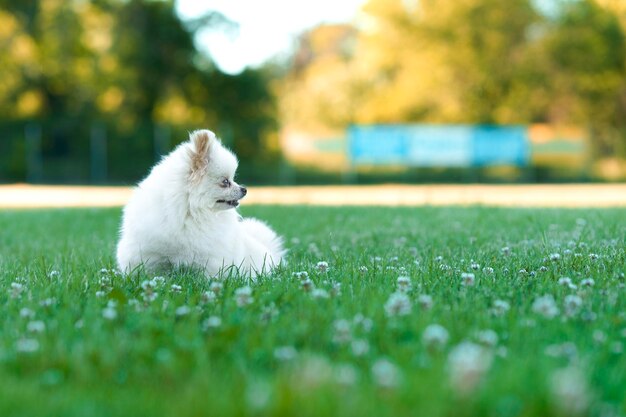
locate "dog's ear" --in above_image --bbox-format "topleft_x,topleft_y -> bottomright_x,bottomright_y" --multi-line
189,130 -> 213,175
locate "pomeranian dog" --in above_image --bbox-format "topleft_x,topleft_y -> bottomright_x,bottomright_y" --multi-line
116,129 -> 285,277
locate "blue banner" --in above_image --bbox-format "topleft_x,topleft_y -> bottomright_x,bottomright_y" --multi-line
471,126 -> 529,166
348,124 -> 529,167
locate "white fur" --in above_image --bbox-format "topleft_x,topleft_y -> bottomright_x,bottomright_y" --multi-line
116,129 -> 285,277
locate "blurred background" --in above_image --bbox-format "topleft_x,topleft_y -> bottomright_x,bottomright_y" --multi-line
1,0 -> 625,186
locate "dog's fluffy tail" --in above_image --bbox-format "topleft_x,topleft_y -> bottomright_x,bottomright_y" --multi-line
241,218 -> 286,265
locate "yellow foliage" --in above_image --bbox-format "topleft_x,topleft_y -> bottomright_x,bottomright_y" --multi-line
17,91 -> 43,116
97,87 -> 125,113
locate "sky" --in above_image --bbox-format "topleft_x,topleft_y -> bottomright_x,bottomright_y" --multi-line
176,0 -> 368,74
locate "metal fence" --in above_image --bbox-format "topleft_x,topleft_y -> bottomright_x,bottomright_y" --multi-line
0,120 -> 183,184
348,124 -> 530,167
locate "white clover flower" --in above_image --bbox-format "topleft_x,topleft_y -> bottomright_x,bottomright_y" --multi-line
564,295 -> 583,316
334,364 -> 358,386
417,294 -> 434,310
141,280 -> 155,291
316,261 -> 329,273
245,380 -> 271,411
202,316 -> 222,330
461,273 -> 475,286
300,278 -> 315,292
48,270 -> 60,279
539,266 -> 548,272
292,271 -> 309,280
358,266 -> 368,274
170,284 -> 182,293
501,246 -> 511,256
40,298 -> 56,308
371,359 -> 401,388
19,308 -> 35,319
448,341 -> 493,396
550,367 -> 590,416
209,281 -> 224,294
175,306 -> 191,317
274,346 -> 297,361
142,291 -> 158,303
102,306 -> 117,320
16,338 -> 40,353
396,276 -> 412,292
201,291 -> 216,304
260,303 -> 279,323
311,288 -> 329,299
95,290 -> 107,298
532,295 -> 560,319
491,299 -> 510,317
384,292 -> 412,317
589,253 -> 599,260
580,278 -> 595,287
482,267 -> 494,275
558,277 -> 577,290
293,355 -> 333,388
476,329 -> 498,347
235,286 -> 254,307
152,276 -> 165,285
27,320 -> 46,333
593,330 -> 607,344
10,282 -> 25,299
351,339 -> 370,356
422,324 -> 449,350
332,319 -> 352,344
549,253 -> 561,261
470,262 -> 480,270
435,255 -> 444,262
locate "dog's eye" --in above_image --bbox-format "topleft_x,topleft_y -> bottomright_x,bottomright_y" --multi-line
220,178 -> 230,188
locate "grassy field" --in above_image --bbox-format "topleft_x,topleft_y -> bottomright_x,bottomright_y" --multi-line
0,206 -> 624,417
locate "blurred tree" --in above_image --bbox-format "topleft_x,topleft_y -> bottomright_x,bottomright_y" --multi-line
278,24 -> 361,132
0,0 -> 279,183
279,0 -> 626,157
356,0 -> 540,124
539,0 -> 626,156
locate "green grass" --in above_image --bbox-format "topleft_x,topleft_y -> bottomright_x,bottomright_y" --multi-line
0,206 -> 624,417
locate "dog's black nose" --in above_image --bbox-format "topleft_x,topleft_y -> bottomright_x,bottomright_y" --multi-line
240,186 -> 247,196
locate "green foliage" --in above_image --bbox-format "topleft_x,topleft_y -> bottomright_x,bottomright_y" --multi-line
0,206 -> 625,416
0,0 -> 278,184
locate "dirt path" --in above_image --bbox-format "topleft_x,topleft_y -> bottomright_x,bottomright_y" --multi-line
1,183 -> 625,208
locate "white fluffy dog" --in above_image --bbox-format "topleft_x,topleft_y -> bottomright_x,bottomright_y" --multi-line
116,129 -> 285,277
